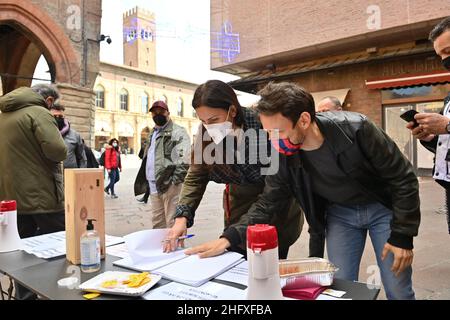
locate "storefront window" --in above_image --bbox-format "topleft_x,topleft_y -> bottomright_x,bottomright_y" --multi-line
416,102 -> 443,170
384,105 -> 414,162
384,100 -> 446,174
382,83 -> 450,175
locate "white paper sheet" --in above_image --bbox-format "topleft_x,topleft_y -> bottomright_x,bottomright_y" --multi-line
113,253 -> 187,272
215,260 -> 248,286
316,294 -> 352,300
113,229 -> 188,271
21,231 -> 66,259
123,229 -> 182,263
322,289 -> 347,298
143,281 -> 246,300
153,253 -> 244,287
21,231 -> 124,259
105,235 -> 125,247
106,243 -> 130,259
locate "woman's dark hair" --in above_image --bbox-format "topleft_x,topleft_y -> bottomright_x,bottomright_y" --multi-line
109,138 -> 119,146
192,80 -> 244,127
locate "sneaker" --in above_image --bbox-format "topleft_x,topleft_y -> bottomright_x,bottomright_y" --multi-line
104,187 -> 110,195
137,197 -> 148,204
111,194 -> 118,199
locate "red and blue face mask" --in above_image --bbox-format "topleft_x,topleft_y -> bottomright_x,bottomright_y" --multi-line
271,138 -> 303,156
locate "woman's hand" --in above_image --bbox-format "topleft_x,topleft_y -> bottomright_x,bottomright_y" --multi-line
163,217 -> 188,253
185,238 -> 231,259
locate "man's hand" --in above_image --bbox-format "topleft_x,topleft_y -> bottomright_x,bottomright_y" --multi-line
163,217 -> 187,253
185,238 -> 231,259
407,122 -> 436,141
414,113 -> 449,135
381,243 -> 414,277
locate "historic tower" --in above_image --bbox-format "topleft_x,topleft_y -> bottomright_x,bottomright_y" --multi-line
123,7 -> 156,74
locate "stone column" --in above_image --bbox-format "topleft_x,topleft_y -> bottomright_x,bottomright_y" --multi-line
57,83 -> 95,147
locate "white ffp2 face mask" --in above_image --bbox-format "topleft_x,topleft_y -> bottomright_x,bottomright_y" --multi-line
203,108 -> 234,145
204,121 -> 233,144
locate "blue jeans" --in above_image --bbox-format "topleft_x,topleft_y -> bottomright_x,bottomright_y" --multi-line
326,202 -> 415,300
106,168 -> 119,195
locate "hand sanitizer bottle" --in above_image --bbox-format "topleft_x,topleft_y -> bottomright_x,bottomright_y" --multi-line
80,219 -> 101,273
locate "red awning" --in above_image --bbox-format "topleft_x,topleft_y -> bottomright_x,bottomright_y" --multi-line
366,71 -> 450,89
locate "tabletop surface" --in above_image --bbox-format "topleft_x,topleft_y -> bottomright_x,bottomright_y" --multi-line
1,251 -> 380,300
0,250 -> 46,274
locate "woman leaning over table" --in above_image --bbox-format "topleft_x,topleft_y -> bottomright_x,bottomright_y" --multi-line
163,80 -> 305,259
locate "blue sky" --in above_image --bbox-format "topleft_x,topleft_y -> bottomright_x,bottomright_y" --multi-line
33,0 -> 238,85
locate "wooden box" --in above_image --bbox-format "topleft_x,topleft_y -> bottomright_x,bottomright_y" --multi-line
64,169 -> 105,265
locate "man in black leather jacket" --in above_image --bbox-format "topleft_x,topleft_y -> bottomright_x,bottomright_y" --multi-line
187,82 -> 420,300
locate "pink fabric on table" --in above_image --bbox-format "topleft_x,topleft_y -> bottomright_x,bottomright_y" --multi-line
282,286 -> 327,300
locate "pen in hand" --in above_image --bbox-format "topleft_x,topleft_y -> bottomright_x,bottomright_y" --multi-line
161,234 -> 195,243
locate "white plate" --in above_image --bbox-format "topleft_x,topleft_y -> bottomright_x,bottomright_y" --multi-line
79,271 -> 162,297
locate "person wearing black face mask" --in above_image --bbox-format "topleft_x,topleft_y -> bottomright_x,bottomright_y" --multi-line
0,85 -> 67,300
407,17 -> 450,235
134,100 -> 190,229
54,115 -> 66,131
153,113 -> 168,127
50,102 -> 87,169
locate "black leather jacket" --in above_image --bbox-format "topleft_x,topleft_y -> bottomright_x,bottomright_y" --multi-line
222,111 -> 421,252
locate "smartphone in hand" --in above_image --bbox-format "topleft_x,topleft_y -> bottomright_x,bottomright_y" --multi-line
400,109 -> 419,128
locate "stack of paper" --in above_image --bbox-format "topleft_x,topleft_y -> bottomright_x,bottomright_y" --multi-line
113,229 -> 187,271
106,243 -> 130,259
153,252 -> 244,287
215,260 -> 248,286
21,231 -> 124,259
113,229 -> 244,287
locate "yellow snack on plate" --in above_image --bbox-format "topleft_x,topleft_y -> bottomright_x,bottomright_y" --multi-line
128,277 -> 151,288
83,293 -> 101,300
123,272 -> 151,288
101,280 -> 118,288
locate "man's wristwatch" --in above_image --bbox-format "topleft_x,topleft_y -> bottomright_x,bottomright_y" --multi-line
446,121 -> 450,134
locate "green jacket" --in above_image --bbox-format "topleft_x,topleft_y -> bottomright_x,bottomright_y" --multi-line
134,120 -> 190,196
0,87 -> 67,215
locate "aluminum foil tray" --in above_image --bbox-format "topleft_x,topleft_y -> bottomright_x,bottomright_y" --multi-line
279,258 -> 338,289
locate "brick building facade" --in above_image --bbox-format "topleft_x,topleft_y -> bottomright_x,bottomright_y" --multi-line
211,0 -> 450,173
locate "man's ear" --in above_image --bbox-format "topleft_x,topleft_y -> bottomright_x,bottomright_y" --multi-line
298,112 -> 312,129
46,97 -> 55,109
